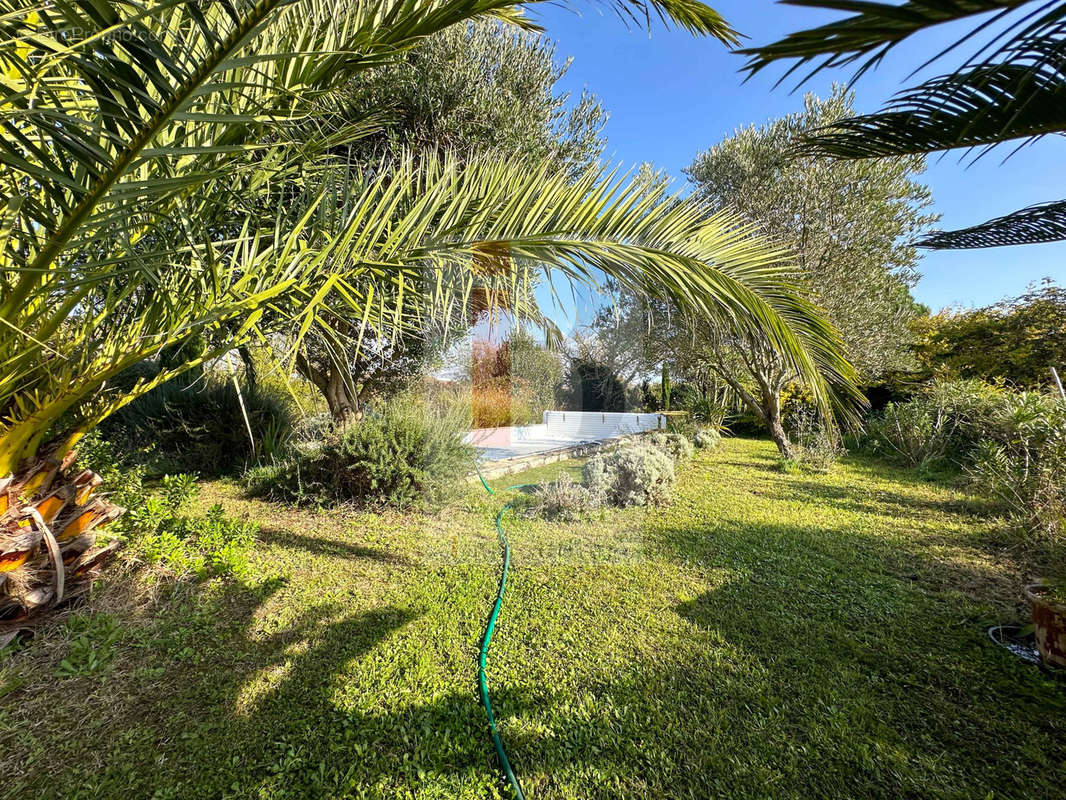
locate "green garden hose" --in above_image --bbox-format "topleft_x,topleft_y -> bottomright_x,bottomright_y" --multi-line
475,462 -> 534,800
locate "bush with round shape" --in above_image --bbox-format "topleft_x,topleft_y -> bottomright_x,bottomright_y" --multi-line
694,428 -> 721,450
583,442 -> 675,508
649,431 -> 694,462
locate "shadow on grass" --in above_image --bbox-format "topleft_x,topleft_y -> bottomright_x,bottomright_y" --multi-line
256,526 -> 411,563
19,575 -> 449,799
780,478 -> 992,520
11,443 -> 1066,800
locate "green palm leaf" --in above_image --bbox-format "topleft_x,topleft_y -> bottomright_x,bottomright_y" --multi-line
919,198 -> 1066,247
740,0 -> 1066,249
741,1 -> 1036,84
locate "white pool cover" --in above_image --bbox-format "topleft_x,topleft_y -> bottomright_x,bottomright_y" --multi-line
465,411 -> 667,461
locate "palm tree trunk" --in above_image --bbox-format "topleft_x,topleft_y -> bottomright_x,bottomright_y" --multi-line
0,440 -> 123,630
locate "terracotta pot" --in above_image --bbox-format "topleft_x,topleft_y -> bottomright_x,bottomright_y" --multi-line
1025,584 -> 1066,669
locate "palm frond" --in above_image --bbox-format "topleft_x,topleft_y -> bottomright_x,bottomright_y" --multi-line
608,0 -> 740,42
741,0 -> 1036,84
302,154 -> 861,419
918,198 -> 1066,247
1,0 -> 542,301
795,15 -> 1066,157
0,0 -> 779,471
740,1 -> 1066,248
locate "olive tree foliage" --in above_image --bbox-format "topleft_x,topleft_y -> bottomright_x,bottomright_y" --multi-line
292,22 -> 609,421
671,88 -> 936,455
685,86 -> 937,382
342,21 -> 607,172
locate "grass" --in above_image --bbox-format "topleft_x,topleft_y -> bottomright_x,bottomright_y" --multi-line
2,438 -> 1064,799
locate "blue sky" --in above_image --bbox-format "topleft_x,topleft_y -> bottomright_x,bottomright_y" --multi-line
527,0 -> 1066,330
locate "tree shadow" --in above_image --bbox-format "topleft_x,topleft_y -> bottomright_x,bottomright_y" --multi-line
256,526 -> 411,563
780,478 -> 992,520
23,576 -> 440,799
662,568 -> 1066,798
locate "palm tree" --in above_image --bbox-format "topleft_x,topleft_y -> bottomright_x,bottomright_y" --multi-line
0,0 -> 855,625
741,0 -> 1066,249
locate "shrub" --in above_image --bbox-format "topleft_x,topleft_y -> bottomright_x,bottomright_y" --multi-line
293,411 -> 335,444
102,372 -> 294,476
694,428 -> 721,450
787,406 -> 843,472
861,379 -> 1066,540
245,400 -> 473,508
967,392 -> 1066,540
863,379 -> 1005,467
649,431 -> 694,462
583,442 -> 675,507
529,473 -> 601,521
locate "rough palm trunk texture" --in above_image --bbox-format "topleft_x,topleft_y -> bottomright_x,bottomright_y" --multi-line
0,444 -> 123,632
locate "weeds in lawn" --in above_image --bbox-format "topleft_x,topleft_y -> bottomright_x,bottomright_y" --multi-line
54,614 -> 124,679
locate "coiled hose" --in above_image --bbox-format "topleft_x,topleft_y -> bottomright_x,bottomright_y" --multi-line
475,463 -> 533,800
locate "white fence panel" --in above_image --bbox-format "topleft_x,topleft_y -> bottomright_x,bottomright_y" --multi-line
542,411 -> 665,441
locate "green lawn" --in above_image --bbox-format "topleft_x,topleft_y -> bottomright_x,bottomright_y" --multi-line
2,438 -> 1064,799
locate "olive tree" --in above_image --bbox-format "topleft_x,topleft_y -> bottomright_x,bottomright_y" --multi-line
679,88 -> 936,454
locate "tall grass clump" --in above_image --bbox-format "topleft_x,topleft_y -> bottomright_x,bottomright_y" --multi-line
784,406 -> 842,472
527,473 -> 602,521
968,392 -> 1066,541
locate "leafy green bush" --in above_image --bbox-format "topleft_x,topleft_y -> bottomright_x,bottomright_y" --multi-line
694,428 -> 721,450
102,372 -> 294,476
967,392 -> 1066,540
245,401 -> 473,508
863,379 -> 1005,467
649,431 -> 694,462
685,396 -> 730,428
583,442 -> 675,507
528,473 -> 602,521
